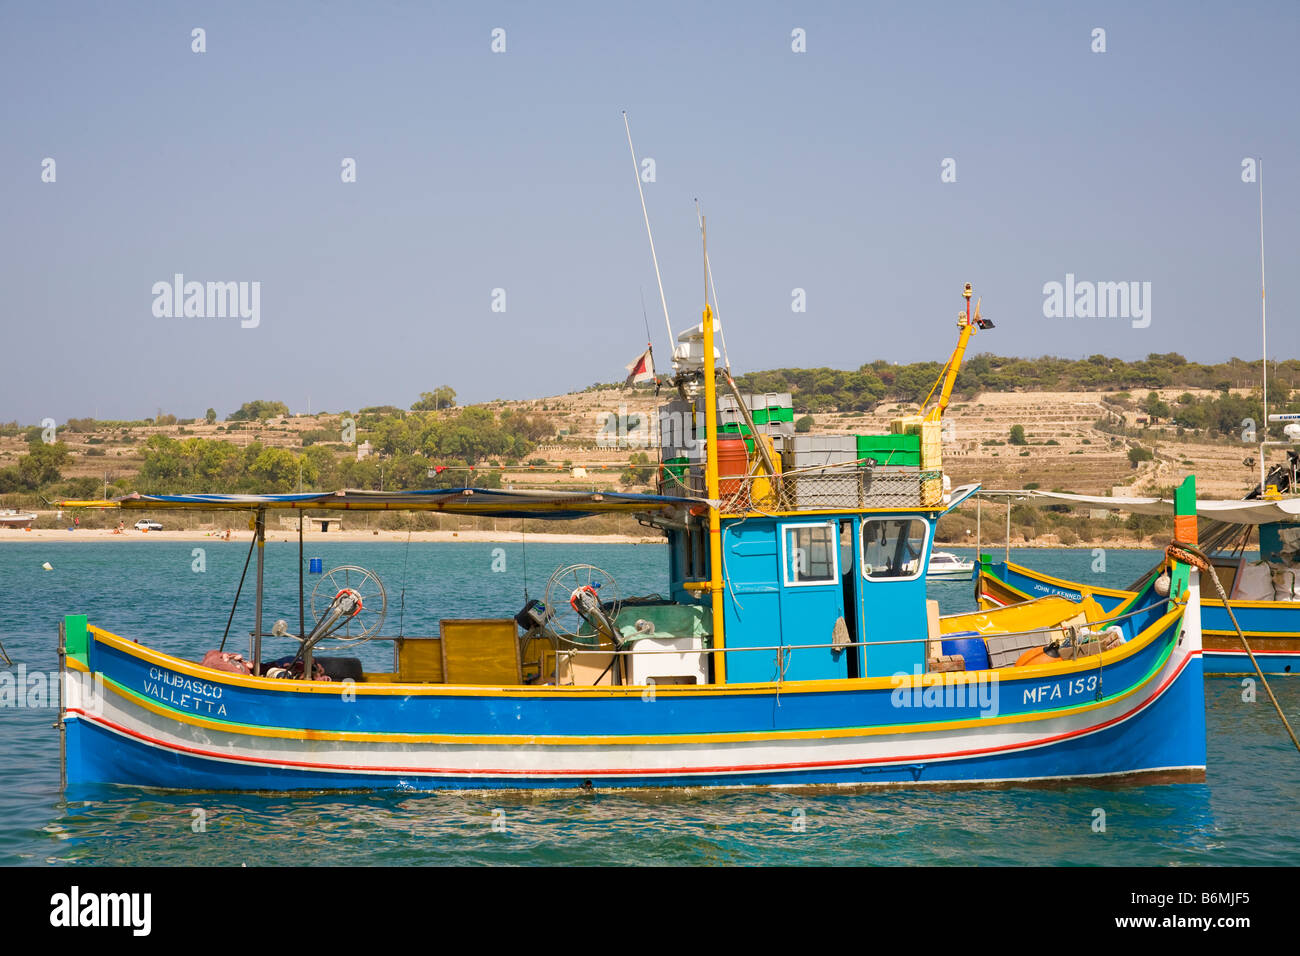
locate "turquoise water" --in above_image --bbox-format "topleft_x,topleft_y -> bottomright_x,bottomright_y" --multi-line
4,541 -> 1298,866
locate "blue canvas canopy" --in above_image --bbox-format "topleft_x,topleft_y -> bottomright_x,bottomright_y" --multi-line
60,487 -> 707,520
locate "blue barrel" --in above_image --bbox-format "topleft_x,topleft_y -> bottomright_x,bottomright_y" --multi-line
940,630 -> 990,671
308,558 -> 323,574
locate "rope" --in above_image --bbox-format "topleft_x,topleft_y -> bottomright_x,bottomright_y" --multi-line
218,530 -> 259,652
1167,539 -> 1300,756
398,516 -> 412,638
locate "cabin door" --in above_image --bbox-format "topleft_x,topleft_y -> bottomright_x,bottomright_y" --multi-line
776,520 -> 850,681
858,516 -> 931,677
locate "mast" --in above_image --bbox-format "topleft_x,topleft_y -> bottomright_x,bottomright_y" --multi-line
701,216 -> 725,683
252,508 -> 266,674
1259,158 -> 1269,495
622,111 -> 676,365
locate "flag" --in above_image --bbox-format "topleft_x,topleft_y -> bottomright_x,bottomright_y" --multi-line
624,345 -> 654,386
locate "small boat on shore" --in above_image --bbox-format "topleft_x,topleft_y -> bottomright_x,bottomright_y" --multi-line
0,510 -> 37,529
927,551 -> 974,580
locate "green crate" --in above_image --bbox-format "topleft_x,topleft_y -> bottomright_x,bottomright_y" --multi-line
870,451 -> 921,467
765,407 -> 794,423
662,456 -> 690,479
720,422 -> 754,436
857,434 -> 920,455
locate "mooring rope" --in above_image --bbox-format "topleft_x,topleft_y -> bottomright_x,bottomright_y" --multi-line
218,530 -> 259,652
1167,539 -> 1300,756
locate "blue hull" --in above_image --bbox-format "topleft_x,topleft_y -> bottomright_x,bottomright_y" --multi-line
62,604 -> 1206,792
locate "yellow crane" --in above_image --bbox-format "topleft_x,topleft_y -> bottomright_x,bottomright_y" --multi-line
920,283 -> 993,423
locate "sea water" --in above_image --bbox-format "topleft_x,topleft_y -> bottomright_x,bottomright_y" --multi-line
2,541 -> 1296,866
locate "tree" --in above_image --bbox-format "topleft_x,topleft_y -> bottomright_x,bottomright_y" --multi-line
247,445 -> 310,492
229,400 -> 289,422
1127,445 -> 1154,468
621,452 -> 654,486
411,386 -> 457,411
1143,391 -> 1171,422
3,439 -> 71,490
794,415 -> 814,433
1009,425 -> 1027,446
205,408 -> 217,424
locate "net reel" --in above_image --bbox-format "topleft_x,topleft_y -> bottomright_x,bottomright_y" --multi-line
305,565 -> 388,648
541,563 -> 623,647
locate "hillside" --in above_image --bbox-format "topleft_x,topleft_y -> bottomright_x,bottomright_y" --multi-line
0,384 -> 1271,525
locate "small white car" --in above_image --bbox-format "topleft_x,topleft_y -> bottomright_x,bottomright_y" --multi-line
134,519 -> 163,531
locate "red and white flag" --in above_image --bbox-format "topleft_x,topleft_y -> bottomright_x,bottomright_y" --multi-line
624,346 -> 654,386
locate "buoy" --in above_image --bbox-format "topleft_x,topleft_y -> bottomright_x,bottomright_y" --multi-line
42,561 -> 53,571
1015,645 -> 1060,667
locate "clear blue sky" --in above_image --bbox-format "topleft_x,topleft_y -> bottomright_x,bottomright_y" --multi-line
3,1 -> 1297,423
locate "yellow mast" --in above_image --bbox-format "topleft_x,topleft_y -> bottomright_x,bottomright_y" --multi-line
701,217 -> 726,684
922,283 -> 986,423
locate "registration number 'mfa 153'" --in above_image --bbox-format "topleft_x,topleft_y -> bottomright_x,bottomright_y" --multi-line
1022,674 -> 1098,705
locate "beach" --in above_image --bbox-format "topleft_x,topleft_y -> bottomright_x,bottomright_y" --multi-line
0,527 -> 665,545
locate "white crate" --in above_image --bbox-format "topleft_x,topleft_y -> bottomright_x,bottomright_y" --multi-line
626,635 -> 708,686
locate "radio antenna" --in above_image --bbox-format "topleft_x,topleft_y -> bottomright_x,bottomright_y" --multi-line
695,198 -> 731,372
622,111 -> 676,366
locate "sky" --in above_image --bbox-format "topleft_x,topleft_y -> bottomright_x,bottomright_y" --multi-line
2,1 -> 1297,423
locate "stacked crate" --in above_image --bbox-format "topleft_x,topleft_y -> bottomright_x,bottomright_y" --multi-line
718,392 -> 795,453
783,435 -> 861,509
919,420 -> 944,506
748,393 -> 796,440
883,415 -> 944,508
656,399 -> 705,496
856,433 -> 921,468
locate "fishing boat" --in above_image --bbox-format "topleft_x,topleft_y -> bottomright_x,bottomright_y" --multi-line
976,477 -> 1300,676
927,551 -> 974,580
55,284 -> 1208,792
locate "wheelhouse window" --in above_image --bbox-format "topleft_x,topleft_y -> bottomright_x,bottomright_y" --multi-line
861,519 -> 928,580
782,522 -> 838,586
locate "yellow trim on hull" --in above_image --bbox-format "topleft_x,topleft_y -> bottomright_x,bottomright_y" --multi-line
81,609 -> 1178,701
79,642 -> 1171,748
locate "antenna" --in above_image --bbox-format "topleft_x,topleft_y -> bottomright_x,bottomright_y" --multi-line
694,198 -> 731,371
639,286 -> 652,344
622,111 -> 676,365
701,214 -> 708,305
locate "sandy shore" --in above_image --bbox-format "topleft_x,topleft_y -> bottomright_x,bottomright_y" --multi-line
1,527 -> 1162,549
0,528 -> 665,545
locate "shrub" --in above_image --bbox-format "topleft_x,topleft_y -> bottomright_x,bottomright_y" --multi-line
1127,445 -> 1154,468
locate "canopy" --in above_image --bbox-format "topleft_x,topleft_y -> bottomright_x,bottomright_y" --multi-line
941,483 -> 981,516
978,489 -> 1300,527
57,488 -> 707,520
